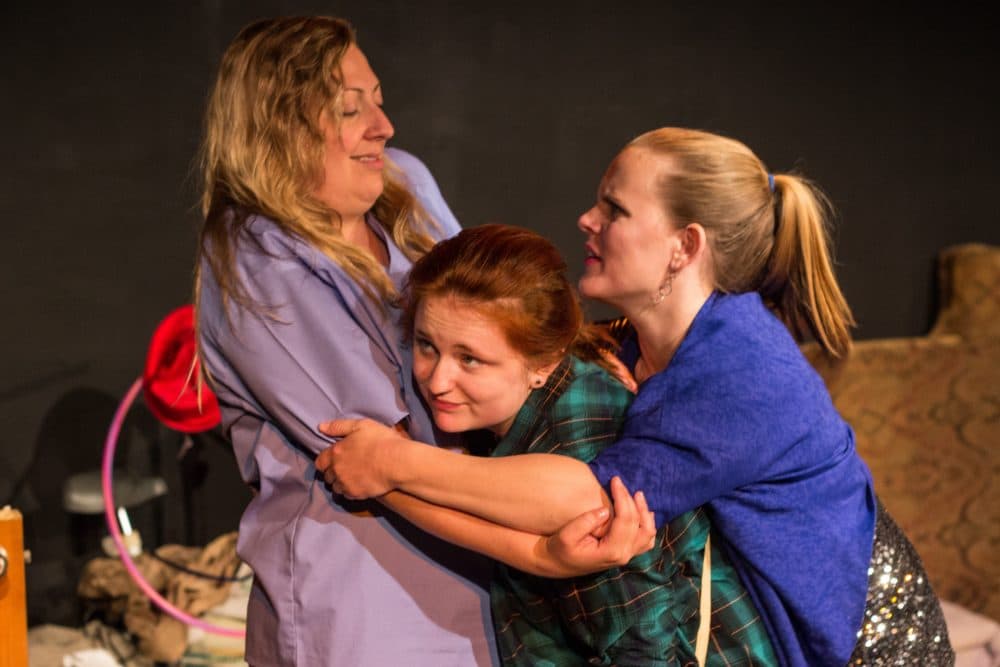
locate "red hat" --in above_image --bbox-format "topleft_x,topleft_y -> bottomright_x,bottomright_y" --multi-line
142,305 -> 221,433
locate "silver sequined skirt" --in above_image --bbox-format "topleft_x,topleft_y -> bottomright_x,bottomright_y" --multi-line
847,500 -> 954,666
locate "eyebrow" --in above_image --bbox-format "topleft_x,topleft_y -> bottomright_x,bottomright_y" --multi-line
343,82 -> 382,95
415,328 -> 488,358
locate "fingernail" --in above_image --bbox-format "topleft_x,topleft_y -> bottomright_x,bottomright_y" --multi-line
597,508 -> 610,519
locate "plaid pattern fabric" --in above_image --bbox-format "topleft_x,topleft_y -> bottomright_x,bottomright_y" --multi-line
489,356 -> 777,666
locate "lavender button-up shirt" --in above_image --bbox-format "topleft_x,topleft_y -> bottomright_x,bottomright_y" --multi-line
198,148 -> 497,666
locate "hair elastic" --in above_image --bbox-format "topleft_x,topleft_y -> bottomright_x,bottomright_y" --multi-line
767,173 -> 776,193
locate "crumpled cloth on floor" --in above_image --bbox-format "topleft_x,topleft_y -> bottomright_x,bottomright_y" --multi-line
77,531 -> 243,663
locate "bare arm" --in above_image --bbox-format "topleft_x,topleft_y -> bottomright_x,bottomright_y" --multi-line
379,491 -> 566,576
375,475 -> 656,577
317,418 -> 607,535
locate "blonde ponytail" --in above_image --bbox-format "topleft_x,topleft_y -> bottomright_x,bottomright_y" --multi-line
629,127 -> 856,358
761,175 -> 855,357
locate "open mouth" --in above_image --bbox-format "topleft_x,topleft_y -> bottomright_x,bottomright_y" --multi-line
352,153 -> 384,167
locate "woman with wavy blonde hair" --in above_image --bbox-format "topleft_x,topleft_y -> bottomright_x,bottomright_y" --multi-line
194,16 -> 497,667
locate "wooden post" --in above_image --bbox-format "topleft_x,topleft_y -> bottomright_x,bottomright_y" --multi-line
0,506 -> 28,667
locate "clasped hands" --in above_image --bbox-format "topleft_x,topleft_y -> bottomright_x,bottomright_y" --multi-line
314,418 -> 657,573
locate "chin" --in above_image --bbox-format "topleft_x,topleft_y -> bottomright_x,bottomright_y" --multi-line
365,175 -> 387,197
359,192 -> 384,210
577,276 -> 605,300
432,414 -> 470,434
353,183 -> 385,209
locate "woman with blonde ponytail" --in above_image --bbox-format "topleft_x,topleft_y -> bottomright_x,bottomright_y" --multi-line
322,129 -> 952,666
573,128 -> 951,666
194,16 -> 497,667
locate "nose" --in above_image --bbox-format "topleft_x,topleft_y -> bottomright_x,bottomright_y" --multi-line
578,205 -> 602,234
424,357 -> 455,396
366,104 -> 395,142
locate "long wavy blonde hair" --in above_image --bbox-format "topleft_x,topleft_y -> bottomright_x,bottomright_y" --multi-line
630,127 -> 855,357
194,16 -> 439,318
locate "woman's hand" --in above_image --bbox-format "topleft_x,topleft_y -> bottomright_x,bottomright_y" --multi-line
540,476 -> 656,576
315,418 -> 408,499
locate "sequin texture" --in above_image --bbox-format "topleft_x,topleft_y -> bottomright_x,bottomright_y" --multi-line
848,501 -> 954,666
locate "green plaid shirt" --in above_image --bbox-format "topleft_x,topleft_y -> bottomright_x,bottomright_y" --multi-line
489,356 -> 777,666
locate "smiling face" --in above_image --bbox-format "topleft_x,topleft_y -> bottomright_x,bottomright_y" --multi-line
577,147 -> 680,313
412,295 -> 551,436
315,45 -> 395,219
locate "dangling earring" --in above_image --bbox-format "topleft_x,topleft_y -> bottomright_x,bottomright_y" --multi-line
652,274 -> 673,305
653,259 -> 680,305
653,254 -> 680,306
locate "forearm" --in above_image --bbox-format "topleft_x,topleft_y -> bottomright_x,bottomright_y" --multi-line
378,491 -> 579,577
391,442 -> 608,535
318,419 -> 611,534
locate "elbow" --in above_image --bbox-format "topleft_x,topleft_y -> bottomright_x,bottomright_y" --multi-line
567,479 -> 610,516
545,465 -> 608,532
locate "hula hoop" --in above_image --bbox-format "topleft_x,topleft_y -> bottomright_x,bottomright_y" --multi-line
101,376 -> 246,638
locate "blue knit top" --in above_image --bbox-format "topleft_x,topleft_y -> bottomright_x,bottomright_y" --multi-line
589,291 -> 876,666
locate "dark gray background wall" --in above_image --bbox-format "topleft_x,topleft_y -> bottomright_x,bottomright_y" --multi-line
2,2 -> 997,625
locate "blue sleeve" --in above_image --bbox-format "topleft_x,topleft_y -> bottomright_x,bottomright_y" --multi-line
198,223 -> 411,461
586,406 -> 723,527
587,369 -> 793,525
386,147 -> 461,239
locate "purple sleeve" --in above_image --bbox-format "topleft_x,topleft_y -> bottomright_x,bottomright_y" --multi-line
199,226 -> 410,460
